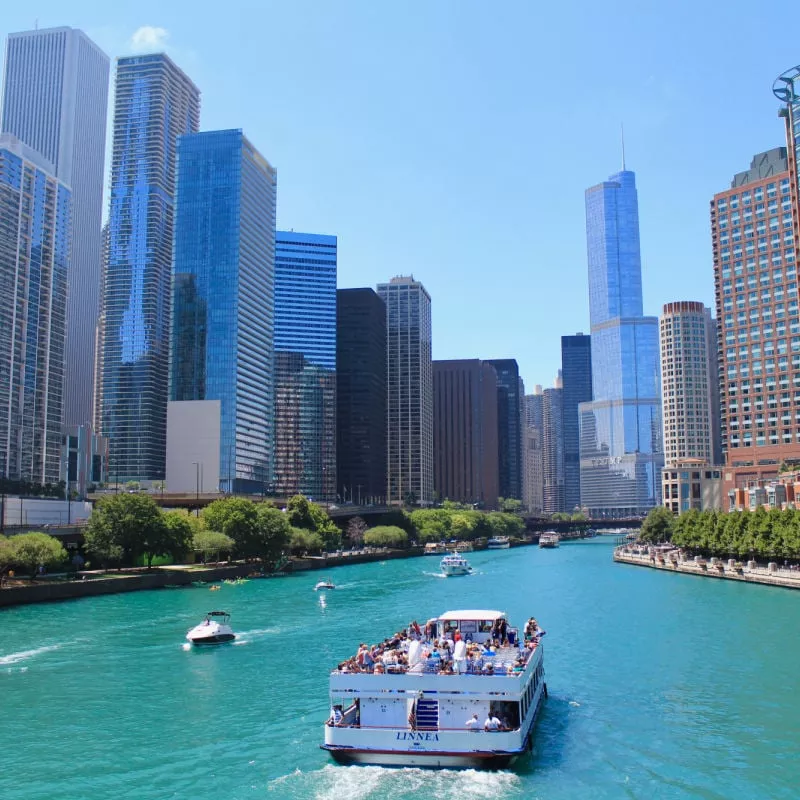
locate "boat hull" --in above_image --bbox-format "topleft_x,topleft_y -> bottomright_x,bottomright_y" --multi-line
440,566 -> 471,576
188,633 -> 236,645
322,746 -> 518,769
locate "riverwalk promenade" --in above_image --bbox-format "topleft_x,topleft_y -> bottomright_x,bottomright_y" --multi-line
614,544 -> 800,590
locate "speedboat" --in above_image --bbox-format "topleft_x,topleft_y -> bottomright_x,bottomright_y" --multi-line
186,611 -> 236,646
440,552 -> 472,576
539,533 -> 560,548
315,579 -> 336,591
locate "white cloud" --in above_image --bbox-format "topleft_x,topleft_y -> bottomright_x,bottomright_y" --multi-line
129,26 -> 169,53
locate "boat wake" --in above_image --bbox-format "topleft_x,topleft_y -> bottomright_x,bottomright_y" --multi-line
269,764 -> 521,799
422,571 -> 448,579
0,643 -> 64,666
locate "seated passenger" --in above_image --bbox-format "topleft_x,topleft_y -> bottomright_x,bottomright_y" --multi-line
484,713 -> 501,731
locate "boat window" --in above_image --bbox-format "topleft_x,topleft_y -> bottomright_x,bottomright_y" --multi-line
443,621 -> 459,635
479,621 -> 493,633
459,620 -> 478,635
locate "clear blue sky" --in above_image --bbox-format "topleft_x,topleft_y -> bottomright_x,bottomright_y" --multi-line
3,1 -> 797,390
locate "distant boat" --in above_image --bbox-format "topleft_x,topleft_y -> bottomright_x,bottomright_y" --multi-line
424,542 -> 448,555
539,533 -> 560,549
487,536 -> 510,549
315,579 -> 336,591
440,553 -> 472,576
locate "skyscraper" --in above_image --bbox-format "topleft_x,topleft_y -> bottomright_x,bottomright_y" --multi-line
542,374 -> 565,513
378,276 -> 433,506
100,54 -> 200,483
659,302 -> 723,512
523,389 -> 545,515
579,168 -> 663,517
433,360 -> 499,507
561,333 -> 592,511
1,27 -> 109,427
711,146 -> 797,494
274,232 -> 337,500
170,130 -> 277,493
0,135 -> 71,484
336,288 -> 387,505
486,359 -> 522,500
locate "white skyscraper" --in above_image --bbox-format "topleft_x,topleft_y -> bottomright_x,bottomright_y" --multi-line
377,276 -> 433,505
1,26 -> 109,427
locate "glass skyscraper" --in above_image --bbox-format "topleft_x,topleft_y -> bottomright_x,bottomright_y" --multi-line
171,130 -> 277,493
486,359 -> 523,500
561,334 -> 592,511
100,54 -> 200,482
579,169 -> 663,516
0,136 -> 71,484
274,232 -> 337,501
1,27 -> 109,428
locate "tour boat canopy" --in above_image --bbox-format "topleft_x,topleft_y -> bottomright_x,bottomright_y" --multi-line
438,610 -> 505,621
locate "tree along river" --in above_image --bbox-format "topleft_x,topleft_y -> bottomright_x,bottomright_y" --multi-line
2,538 -> 799,799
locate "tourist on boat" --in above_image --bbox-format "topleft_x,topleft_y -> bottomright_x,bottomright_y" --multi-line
453,638 -> 467,673
330,705 -> 343,726
465,713 -> 480,731
484,713 -> 502,731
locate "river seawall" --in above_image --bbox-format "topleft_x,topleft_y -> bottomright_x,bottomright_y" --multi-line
614,547 -> 800,591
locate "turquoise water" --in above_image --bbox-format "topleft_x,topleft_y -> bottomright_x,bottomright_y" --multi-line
2,539 -> 799,799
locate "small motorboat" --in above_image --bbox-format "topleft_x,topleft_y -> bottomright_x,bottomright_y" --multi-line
315,579 -> 335,591
186,611 -> 236,646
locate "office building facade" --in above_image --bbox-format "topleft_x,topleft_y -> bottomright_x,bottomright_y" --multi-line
378,276 -> 433,505
170,130 -> 277,493
274,232 -> 337,500
487,359 -> 522,500
0,136 -> 71,484
561,333 -> 592,511
542,375 -> 565,513
522,389 -> 544,513
711,145 -> 799,494
100,54 -> 200,483
433,360 -> 499,507
579,169 -> 663,516
2,27 -> 109,427
336,288 -> 387,505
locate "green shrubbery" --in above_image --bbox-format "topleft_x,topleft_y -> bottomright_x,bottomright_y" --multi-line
363,526 -> 409,548
0,532 -> 68,579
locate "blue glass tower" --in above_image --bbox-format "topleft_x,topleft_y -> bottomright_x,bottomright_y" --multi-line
579,169 -> 663,516
274,232 -> 337,500
171,130 -> 277,493
101,54 -> 200,482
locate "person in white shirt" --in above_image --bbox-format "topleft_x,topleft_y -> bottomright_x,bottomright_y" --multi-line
484,714 -> 502,732
453,638 -> 467,673
465,713 -> 480,731
331,705 -> 343,726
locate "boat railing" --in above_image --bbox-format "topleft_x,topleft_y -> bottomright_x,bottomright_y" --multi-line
326,720 -> 522,733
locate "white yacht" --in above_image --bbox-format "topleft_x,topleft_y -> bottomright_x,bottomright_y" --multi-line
539,533 -> 560,548
440,553 -> 472,576
322,609 -> 547,768
315,579 -> 336,591
487,536 -> 511,549
185,611 -> 235,646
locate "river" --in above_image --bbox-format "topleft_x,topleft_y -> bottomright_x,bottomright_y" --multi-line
2,538 -> 799,799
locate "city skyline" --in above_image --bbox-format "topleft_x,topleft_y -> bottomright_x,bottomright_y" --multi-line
3,6 -> 796,390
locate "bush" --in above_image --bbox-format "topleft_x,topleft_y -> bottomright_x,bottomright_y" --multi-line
7,532 -> 67,579
289,527 -> 324,555
364,526 -> 409,548
193,530 -> 235,563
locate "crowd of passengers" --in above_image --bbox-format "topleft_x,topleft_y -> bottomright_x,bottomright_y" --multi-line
335,617 -> 545,677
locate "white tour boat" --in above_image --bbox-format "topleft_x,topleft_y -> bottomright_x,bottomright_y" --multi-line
487,536 -> 511,549
315,578 -> 336,591
539,533 -> 560,549
185,611 -> 236,646
440,553 -> 472,576
322,609 -> 547,768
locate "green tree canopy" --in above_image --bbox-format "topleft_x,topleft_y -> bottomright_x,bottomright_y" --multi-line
364,526 -> 409,548
253,505 -> 293,568
289,527 -> 324,555
192,530 -> 235,563
285,495 -> 341,550
84,493 -> 168,567
0,535 -> 14,573
498,497 -> 523,514
639,507 -> 675,544
8,532 -> 67,579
